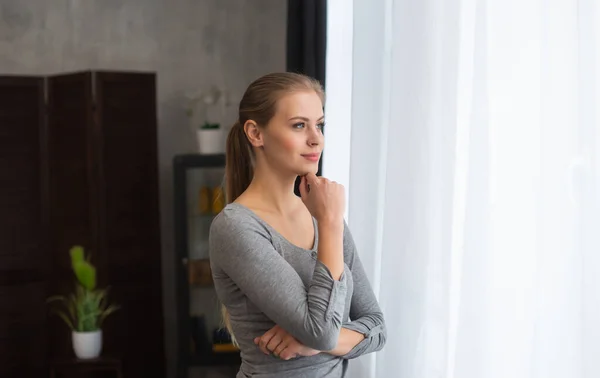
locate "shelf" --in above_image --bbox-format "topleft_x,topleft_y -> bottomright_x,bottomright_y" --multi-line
213,343 -> 239,353
174,153 -> 229,374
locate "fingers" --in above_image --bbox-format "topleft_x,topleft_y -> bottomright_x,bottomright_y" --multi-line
278,345 -> 298,361
257,338 -> 270,355
272,337 -> 295,359
299,175 -> 308,200
254,327 -> 300,360
255,326 -> 278,355
273,342 -> 287,358
266,335 -> 284,356
275,335 -> 298,360
304,172 -> 319,186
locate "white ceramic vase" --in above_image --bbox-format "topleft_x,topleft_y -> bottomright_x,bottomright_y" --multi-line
72,330 -> 103,359
196,128 -> 224,154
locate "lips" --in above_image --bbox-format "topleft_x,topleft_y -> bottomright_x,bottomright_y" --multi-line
301,153 -> 321,162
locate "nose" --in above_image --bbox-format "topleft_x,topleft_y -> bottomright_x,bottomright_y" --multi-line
306,124 -> 322,147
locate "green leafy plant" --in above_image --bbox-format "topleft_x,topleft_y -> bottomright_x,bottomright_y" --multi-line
47,246 -> 120,332
199,121 -> 220,129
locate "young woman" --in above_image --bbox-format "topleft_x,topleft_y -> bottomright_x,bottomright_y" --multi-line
209,72 -> 386,377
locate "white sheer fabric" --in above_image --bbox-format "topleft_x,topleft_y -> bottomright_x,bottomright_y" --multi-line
325,0 -> 600,377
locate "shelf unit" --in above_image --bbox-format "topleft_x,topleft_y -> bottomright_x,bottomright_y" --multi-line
173,153 -> 241,378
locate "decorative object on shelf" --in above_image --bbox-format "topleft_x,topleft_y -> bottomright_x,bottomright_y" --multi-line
185,86 -> 230,154
198,186 -> 212,214
197,185 -> 225,215
47,246 -> 120,359
211,186 -> 225,214
196,122 -> 224,154
188,259 -> 213,286
212,343 -> 240,353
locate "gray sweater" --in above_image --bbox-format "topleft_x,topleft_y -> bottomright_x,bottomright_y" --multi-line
209,203 -> 386,378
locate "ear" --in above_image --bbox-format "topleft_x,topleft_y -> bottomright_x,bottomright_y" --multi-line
244,120 -> 264,148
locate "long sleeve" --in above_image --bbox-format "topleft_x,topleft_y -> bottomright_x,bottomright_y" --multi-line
209,210 -> 347,351
340,223 -> 387,359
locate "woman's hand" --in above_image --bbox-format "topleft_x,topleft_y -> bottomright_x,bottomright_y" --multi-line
254,325 -> 321,360
299,173 -> 345,224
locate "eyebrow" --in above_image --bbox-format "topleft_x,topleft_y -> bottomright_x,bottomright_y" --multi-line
288,116 -> 325,122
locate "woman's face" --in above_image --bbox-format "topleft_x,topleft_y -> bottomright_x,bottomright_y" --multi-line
258,90 -> 325,176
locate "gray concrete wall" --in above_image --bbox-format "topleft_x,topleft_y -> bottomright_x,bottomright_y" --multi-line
0,1 -> 286,376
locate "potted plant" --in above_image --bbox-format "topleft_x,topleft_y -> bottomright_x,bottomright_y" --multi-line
196,121 -> 224,154
47,245 -> 119,359
185,87 -> 227,154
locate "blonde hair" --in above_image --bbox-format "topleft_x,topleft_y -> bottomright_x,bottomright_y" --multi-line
222,72 -> 325,342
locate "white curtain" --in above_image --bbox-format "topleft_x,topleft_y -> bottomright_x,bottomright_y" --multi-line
325,0 -> 600,377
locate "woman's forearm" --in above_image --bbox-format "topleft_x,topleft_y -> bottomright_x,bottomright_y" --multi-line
323,327 -> 365,356
316,220 -> 345,280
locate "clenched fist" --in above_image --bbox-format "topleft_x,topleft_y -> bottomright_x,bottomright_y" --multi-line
299,173 -> 345,224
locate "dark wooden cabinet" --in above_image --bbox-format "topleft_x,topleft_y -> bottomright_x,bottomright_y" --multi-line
0,71 -> 164,378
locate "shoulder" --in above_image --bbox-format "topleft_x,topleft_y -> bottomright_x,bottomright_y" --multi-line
209,204 -> 272,250
210,203 -> 272,237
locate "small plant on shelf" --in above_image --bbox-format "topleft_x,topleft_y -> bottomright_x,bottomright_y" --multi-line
47,245 -> 119,359
185,87 -> 227,154
199,121 -> 220,130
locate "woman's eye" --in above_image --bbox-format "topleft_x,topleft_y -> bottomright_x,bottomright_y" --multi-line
293,122 -> 324,130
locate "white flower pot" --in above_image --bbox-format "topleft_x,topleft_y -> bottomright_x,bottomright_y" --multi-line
72,330 -> 102,359
196,129 -> 224,154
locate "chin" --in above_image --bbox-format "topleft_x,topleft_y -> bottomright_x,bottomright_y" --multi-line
296,165 -> 319,176
290,158 -> 320,176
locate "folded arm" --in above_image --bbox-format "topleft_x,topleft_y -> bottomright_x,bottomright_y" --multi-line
209,211 -> 347,351
327,222 -> 387,359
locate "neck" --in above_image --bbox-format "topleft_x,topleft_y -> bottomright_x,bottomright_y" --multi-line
246,162 -> 299,215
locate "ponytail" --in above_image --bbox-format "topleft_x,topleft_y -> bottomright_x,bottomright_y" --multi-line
221,120 -> 254,346
225,121 -> 253,203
